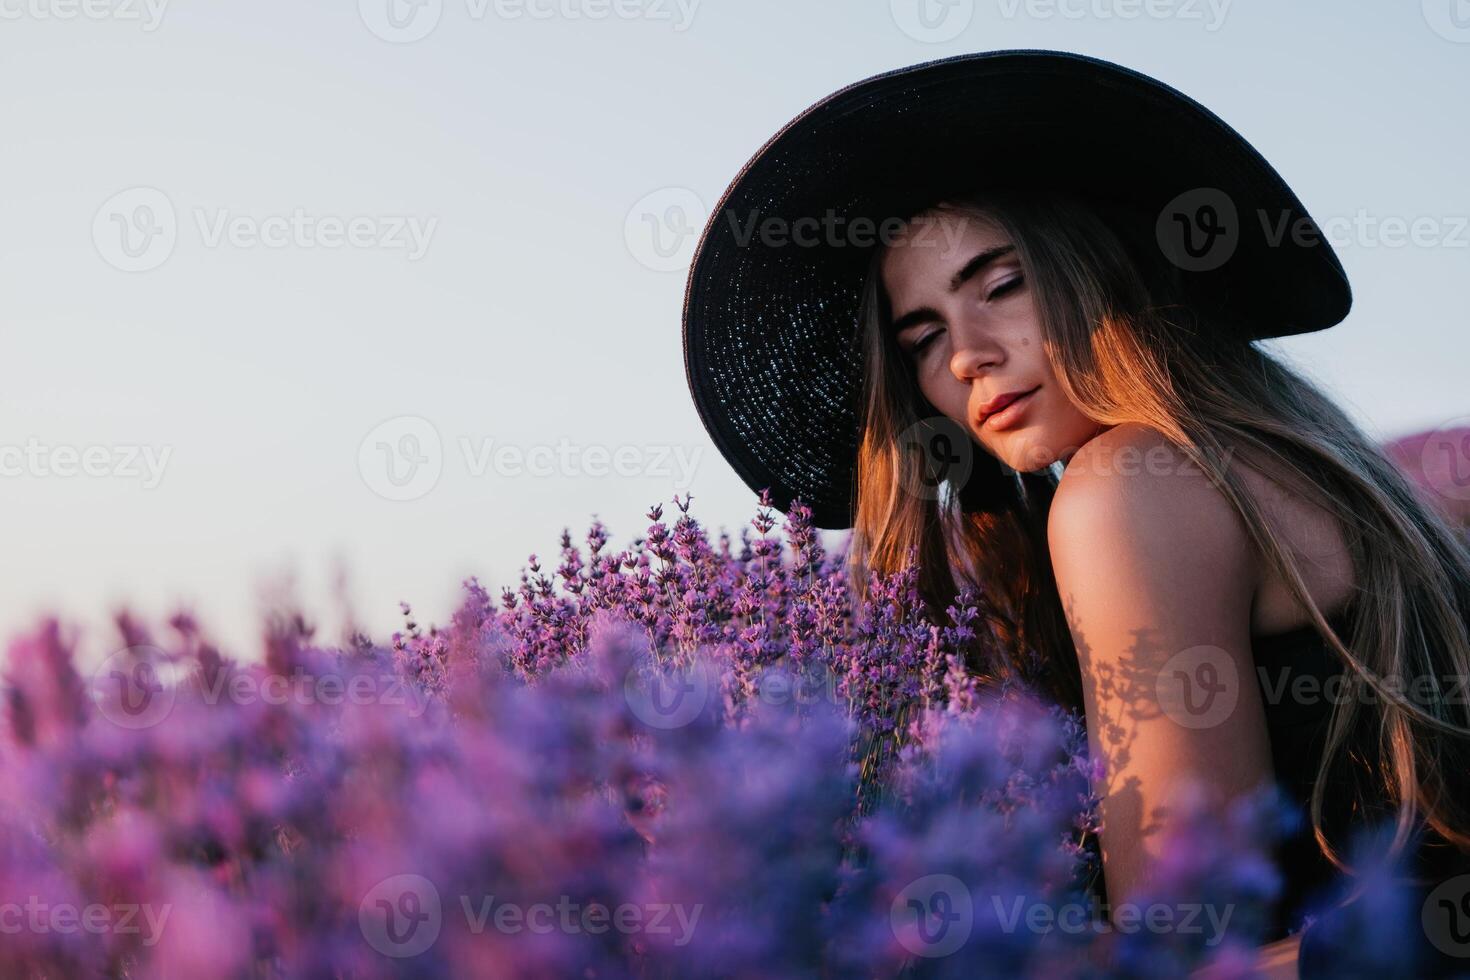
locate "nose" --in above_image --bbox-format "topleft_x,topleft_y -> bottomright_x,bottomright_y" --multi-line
948,323 -> 1003,383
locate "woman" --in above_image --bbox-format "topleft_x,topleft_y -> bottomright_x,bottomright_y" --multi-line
682,51 -> 1470,977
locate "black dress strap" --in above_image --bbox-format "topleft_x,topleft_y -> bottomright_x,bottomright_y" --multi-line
1252,604 -> 1360,942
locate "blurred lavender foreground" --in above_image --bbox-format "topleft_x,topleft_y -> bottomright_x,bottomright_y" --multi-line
2,432 -> 1465,979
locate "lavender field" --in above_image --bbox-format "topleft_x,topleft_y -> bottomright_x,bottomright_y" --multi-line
2,430 -> 1464,979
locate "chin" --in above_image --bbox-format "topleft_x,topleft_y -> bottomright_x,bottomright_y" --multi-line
985,412 -> 1111,472
985,432 -> 1062,474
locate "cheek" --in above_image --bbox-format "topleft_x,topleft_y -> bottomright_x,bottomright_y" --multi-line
1015,327 -> 1061,389
1009,313 -> 1048,361
914,368 -> 968,422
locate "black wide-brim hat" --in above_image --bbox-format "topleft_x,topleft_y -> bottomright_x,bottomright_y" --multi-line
682,49 -> 1351,530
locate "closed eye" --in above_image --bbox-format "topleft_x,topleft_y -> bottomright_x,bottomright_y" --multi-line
910,328 -> 944,355
985,272 -> 1024,301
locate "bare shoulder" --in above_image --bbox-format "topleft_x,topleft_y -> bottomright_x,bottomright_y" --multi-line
1049,423 -> 1250,563
1047,422 -> 1257,641
1050,423 -> 1356,636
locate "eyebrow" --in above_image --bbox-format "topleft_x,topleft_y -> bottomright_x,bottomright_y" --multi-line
888,244 -> 1017,335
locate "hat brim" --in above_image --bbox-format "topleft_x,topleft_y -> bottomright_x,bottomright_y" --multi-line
682,49 -> 1351,530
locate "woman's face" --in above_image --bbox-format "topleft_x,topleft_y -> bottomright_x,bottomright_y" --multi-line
879,207 -> 1107,473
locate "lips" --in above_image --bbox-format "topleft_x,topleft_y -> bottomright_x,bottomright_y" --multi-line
975,386 -> 1040,426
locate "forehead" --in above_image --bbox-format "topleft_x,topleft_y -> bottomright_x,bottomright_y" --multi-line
878,208 -> 1011,291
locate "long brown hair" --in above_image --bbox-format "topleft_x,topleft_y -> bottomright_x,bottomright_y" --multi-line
848,189 -> 1470,875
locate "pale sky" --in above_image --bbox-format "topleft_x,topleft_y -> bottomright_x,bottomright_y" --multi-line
1,0 -> 1465,658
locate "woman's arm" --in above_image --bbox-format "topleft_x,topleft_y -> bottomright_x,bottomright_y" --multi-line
1190,935 -> 1301,980
1048,424 -> 1286,962
1255,934 -> 1302,979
